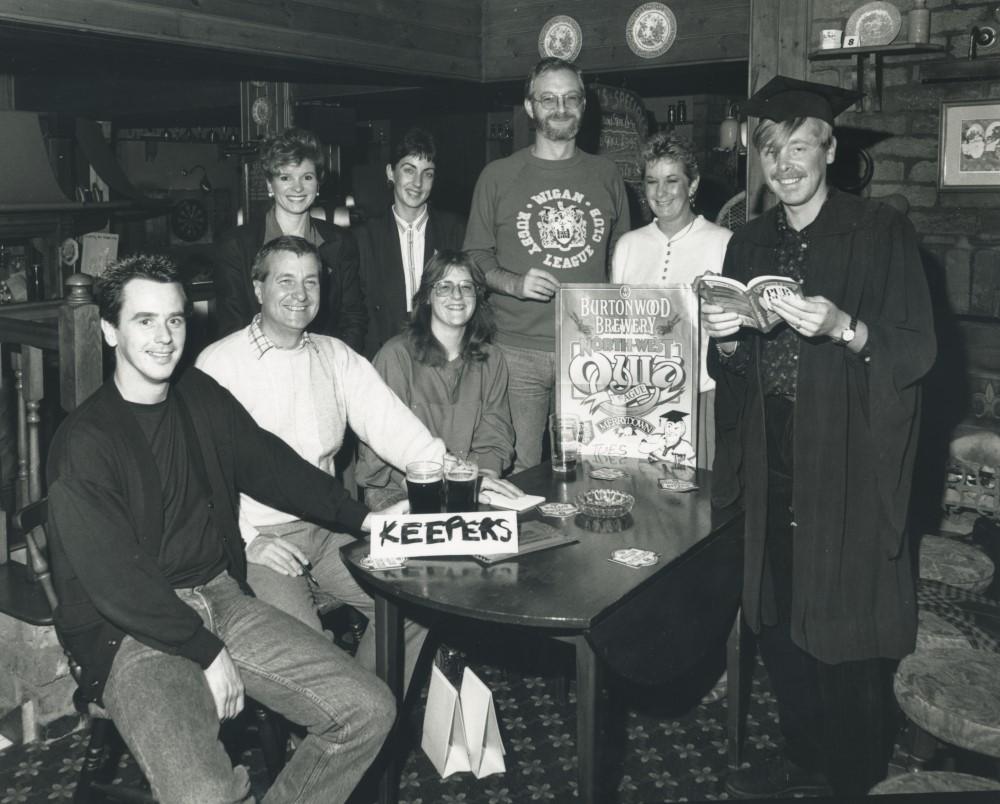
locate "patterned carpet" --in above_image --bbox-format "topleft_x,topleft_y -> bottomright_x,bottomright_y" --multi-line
3,589 -> 999,803
0,641 -> 770,804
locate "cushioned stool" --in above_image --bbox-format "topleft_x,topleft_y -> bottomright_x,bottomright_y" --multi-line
871,771 -> 1000,794
919,535 -> 995,594
895,647 -> 1000,759
916,609 -> 974,652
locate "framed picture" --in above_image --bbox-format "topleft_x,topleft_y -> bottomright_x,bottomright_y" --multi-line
939,99 -> 1000,190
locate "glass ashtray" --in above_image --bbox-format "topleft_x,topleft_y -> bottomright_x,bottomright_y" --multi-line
575,488 -> 635,519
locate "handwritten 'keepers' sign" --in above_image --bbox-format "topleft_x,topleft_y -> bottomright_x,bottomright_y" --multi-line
369,511 -> 519,559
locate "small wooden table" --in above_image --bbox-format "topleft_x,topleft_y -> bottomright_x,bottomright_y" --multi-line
343,458 -> 743,803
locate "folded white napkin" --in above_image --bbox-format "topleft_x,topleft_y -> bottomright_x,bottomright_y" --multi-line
478,491 -> 546,512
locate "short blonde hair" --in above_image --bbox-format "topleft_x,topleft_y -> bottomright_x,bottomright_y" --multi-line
752,117 -> 833,157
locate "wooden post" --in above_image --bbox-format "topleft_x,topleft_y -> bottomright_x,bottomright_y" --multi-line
58,273 -> 102,411
747,0 -> 811,216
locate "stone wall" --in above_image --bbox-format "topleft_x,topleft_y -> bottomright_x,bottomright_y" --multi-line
811,1 -> 1000,444
0,611 -> 75,741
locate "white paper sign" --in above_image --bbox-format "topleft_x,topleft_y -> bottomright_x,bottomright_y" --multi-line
369,511 -> 519,559
421,664 -> 506,779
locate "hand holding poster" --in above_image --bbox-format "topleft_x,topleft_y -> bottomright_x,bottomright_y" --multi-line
557,284 -> 699,465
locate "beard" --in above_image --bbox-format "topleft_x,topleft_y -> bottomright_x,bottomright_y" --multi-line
538,112 -> 581,142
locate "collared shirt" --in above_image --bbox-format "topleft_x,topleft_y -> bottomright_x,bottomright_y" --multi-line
391,205 -> 429,312
263,207 -> 325,249
248,314 -> 317,359
760,205 -> 810,399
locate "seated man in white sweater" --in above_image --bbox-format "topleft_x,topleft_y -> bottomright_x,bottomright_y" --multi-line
197,235 -> 447,688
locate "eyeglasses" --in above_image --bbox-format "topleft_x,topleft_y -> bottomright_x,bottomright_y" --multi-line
533,93 -> 584,112
433,280 -> 477,298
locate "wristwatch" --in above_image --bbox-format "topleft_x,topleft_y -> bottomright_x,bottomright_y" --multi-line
838,315 -> 858,345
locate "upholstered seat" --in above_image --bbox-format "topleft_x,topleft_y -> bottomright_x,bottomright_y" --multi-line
916,609 -> 973,652
917,578 -> 1000,652
870,770 -> 1000,794
894,648 -> 1000,759
919,535 -> 995,594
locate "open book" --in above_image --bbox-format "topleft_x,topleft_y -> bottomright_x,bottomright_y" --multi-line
695,274 -> 803,333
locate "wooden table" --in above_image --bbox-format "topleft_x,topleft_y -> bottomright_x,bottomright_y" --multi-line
343,458 -> 743,803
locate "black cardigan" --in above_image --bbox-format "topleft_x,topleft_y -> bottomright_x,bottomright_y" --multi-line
46,369 -> 370,704
213,216 -> 367,352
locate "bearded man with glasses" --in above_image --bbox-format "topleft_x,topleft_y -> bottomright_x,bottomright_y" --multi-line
464,57 -> 631,471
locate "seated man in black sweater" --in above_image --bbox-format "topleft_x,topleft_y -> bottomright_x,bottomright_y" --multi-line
46,254 -> 397,804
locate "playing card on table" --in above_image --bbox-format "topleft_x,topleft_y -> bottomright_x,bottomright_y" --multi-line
607,548 -> 660,568
359,555 -> 408,572
589,467 -> 627,481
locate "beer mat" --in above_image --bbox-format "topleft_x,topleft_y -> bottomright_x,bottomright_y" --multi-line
474,521 -> 578,564
478,490 -> 545,512
607,548 -> 660,569
359,555 -> 408,572
589,467 -> 627,480
538,502 -> 579,517
657,478 -> 699,492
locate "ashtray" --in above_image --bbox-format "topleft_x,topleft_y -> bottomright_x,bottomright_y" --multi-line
575,488 -> 635,519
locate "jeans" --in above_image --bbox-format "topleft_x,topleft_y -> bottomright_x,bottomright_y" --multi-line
246,522 -> 428,691
496,343 -> 555,472
102,572 -> 395,804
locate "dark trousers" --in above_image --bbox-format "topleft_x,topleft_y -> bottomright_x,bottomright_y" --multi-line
758,396 -> 897,797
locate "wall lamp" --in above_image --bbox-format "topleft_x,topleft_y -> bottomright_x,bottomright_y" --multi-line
181,164 -> 212,193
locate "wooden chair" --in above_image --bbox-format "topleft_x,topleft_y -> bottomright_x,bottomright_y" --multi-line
14,498 -> 288,803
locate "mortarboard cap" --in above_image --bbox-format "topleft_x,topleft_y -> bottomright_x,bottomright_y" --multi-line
743,76 -> 861,125
660,410 -> 689,422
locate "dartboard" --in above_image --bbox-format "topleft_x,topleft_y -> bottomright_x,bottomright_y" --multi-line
171,198 -> 209,242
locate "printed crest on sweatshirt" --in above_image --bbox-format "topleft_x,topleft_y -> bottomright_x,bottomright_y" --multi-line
515,187 -> 608,270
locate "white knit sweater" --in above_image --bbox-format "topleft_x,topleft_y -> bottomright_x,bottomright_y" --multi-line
196,326 -> 445,544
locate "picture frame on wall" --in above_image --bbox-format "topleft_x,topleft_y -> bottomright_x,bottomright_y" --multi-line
939,99 -> 1000,190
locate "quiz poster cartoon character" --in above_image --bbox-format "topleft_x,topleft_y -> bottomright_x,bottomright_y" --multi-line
556,284 -> 699,464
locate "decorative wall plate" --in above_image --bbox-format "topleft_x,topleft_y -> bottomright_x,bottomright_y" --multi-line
538,15 -> 583,62
626,2 -> 677,59
845,1 -> 902,47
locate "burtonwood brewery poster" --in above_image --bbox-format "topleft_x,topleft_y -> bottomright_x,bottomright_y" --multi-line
556,284 -> 699,465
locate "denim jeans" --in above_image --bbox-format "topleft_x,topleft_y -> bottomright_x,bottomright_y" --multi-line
496,343 -> 556,472
102,572 -> 395,804
246,521 -> 428,691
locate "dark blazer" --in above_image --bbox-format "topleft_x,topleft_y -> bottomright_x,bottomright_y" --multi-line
45,369 -> 370,704
357,207 -> 465,358
213,216 -> 366,352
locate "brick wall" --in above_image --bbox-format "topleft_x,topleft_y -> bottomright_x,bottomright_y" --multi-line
811,1 -> 1000,446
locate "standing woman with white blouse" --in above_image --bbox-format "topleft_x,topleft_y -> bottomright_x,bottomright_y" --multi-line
611,132 -> 733,468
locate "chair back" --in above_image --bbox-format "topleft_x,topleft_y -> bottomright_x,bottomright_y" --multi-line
13,498 -> 56,612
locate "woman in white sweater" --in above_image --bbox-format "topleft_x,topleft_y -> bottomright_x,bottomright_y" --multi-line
611,132 -> 733,469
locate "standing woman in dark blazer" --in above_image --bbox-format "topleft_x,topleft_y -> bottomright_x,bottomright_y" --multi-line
213,128 -> 366,351
357,127 -> 465,359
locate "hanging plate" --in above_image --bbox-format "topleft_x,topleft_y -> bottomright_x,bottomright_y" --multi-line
626,3 -> 677,59
844,1 -> 902,47
538,15 -> 583,62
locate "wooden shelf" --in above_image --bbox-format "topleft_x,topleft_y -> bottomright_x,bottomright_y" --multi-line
922,57 -> 1000,83
808,43 -> 946,111
808,42 -> 946,60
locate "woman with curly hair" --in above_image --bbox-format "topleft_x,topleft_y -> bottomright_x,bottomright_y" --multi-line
357,250 -> 518,507
612,131 -> 733,469
212,128 -> 366,350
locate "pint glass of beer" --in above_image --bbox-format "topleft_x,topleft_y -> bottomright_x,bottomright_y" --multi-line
405,461 -> 443,514
444,456 -> 479,513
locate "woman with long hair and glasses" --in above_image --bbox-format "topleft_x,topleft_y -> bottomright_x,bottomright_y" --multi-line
357,250 -> 520,507
213,128 -> 365,350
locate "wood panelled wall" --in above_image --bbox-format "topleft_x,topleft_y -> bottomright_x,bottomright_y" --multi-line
0,0 -> 481,79
481,0 -> 750,81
